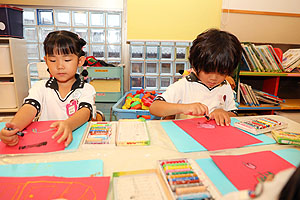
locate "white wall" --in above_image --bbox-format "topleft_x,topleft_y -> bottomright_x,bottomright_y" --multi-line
222,0 -> 300,14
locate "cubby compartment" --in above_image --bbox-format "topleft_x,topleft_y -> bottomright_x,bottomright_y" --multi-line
0,82 -> 17,108
0,44 -> 12,74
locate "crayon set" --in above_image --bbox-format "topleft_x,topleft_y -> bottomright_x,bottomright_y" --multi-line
158,158 -> 214,200
84,122 -> 113,144
234,117 -> 288,135
271,130 -> 300,146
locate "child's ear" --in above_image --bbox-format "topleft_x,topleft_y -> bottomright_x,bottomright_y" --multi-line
78,56 -> 86,67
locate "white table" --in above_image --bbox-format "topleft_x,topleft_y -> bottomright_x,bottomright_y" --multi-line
0,115 -> 299,199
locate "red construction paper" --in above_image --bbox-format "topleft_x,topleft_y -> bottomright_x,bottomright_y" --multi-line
211,151 -> 295,190
0,176 -> 110,200
0,121 -> 65,154
173,118 -> 262,151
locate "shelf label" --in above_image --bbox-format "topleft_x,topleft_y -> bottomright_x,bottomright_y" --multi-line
97,93 -> 106,96
95,69 -> 108,72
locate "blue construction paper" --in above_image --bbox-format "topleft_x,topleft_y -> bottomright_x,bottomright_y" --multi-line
0,122 -> 5,131
0,159 -> 103,177
0,122 -> 87,152
273,148 -> 300,167
160,121 -> 206,152
65,122 -> 88,151
161,118 -> 276,153
195,148 -> 300,195
196,158 -> 238,195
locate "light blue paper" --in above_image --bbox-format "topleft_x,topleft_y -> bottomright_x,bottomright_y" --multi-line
196,158 -> 238,195
0,122 -> 87,151
195,148 -> 300,195
65,122 -> 88,151
0,122 -> 5,131
0,159 -> 103,177
160,121 -> 206,152
273,148 -> 300,167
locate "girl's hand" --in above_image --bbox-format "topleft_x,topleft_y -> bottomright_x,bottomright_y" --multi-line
209,109 -> 231,126
50,121 -> 73,147
181,103 -> 209,116
0,123 -> 19,146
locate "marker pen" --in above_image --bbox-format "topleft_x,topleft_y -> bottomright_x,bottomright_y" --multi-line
204,115 -> 210,120
5,127 -> 24,137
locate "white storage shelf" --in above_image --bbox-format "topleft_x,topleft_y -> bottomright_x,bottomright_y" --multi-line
0,38 -> 28,113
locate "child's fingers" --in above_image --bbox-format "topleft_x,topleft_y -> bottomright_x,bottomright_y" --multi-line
64,134 -> 73,147
224,116 -> 231,126
3,128 -> 20,137
202,104 -> 209,115
2,134 -> 19,146
216,115 -> 227,126
52,127 -> 63,140
57,131 -> 70,144
50,121 -> 59,128
7,137 -> 19,146
5,122 -> 16,129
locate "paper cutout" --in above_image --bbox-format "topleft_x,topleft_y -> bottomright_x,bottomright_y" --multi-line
211,151 -> 296,190
173,118 -> 262,151
0,121 -> 65,154
196,148 -> 300,195
0,176 -> 110,200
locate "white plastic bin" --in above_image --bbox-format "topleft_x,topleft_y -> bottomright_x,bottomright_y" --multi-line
0,82 -> 17,108
0,44 -> 12,74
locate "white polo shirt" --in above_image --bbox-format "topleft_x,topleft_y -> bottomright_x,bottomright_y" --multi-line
24,74 -> 96,121
156,72 -> 237,116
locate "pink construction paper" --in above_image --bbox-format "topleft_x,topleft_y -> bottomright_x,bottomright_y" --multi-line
173,118 -> 262,151
211,151 -> 295,190
0,121 -> 65,154
0,176 -> 110,200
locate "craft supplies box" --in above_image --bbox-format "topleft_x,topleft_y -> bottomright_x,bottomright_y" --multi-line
112,91 -> 160,120
0,44 -> 12,74
87,66 -> 123,102
0,82 -> 17,108
0,5 -> 23,38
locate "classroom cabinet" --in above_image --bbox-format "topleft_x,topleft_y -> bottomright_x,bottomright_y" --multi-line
0,38 -> 28,113
87,66 -> 124,102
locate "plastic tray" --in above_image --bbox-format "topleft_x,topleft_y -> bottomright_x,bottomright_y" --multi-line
112,91 -> 160,120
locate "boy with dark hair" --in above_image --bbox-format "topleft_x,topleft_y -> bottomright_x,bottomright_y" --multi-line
150,28 -> 242,126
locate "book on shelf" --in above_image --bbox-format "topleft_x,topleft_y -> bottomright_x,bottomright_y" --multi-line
237,82 -> 285,106
282,49 -> 300,72
241,42 -> 284,72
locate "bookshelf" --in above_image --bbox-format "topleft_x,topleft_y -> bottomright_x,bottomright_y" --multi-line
237,42 -> 300,113
238,71 -> 300,111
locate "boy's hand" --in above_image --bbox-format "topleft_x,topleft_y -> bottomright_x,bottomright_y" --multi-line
182,103 -> 209,116
209,109 -> 231,126
0,123 -> 19,146
50,121 -> 73,147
